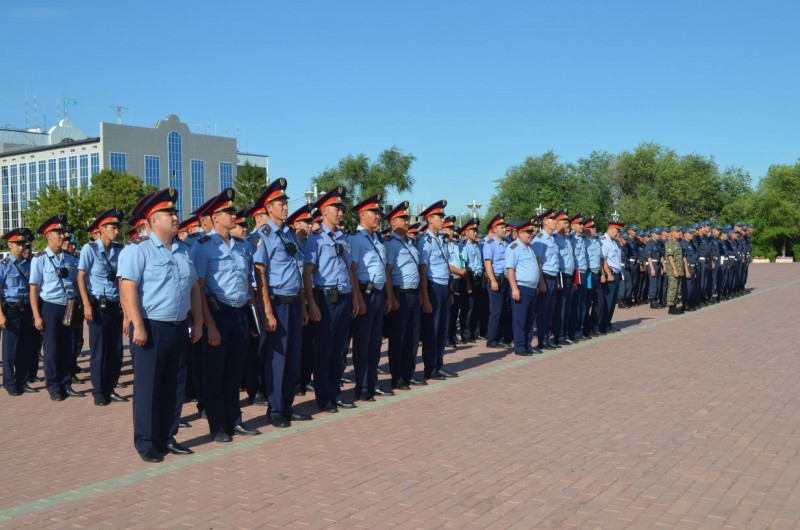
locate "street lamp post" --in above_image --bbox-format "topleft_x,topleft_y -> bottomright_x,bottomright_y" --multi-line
467,199 -> 481,218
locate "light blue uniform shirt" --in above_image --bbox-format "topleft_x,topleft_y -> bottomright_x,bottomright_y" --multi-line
0,255 -> 31,303
554,233 -> 575,275
447,239 -> 463,279
600,234 -> 622,273
418,229 -> 450,286
78,240 -> 122,300
252,220 -> 303,296
482,237 -> 507,275
303,224 -> 352,294
460,240 -> 483,274
117,233 -> 197,321
190,233 -> 252,308
570,233 -> 588,273
29,247 -> 79,304
532,230 -> 559,276
384,232 -> 420,289
505,239 -> 540,288
585,235 -> 602,272
348,226 -> 387,289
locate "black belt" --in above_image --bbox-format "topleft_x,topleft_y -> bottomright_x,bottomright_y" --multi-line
314,287 -> 341,295
394,287 -> 419,294
270,294 -> 302,304
543,273 -> 558,281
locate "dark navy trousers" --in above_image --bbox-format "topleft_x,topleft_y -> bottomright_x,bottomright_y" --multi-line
421,281 -> 450,375
204,304 -> 249,435
569,271 -> 588,339
42,301 -> 74,396
2,306 -> 37,392
386,289 -> 420,385
351,286 -> 385,397
600,272 -> 620,332
132,319 -> 189,454
265,300 -> 302,418
553,274 -> 574,342
87,302 -> 123,399
313,292 -> 352,408
536,278 -> 557,346
511,285 -> 537,353
486,276 -> 512,344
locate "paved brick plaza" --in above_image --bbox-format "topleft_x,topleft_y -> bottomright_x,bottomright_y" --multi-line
1,264 -> 798,529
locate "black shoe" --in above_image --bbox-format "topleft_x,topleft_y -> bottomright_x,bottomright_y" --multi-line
498,342 -> 513,348
178,421 -> 192,428
373,387 -> 395,396
668,306 -> 682,315
445,339 -> 458,348
295,385 -> 307,396
23,384 -> 39,393
253,391 -> 268,406
356,393 -> 376,402
334,399 -> 357,409
286,411 -> 313,421
408,377 -> 428,386
438,369 -> 459,378
269,416 -> 291,428
6,388 -> 23,396
515,351 -> 533,357
376,367 -> 388,375
427,370 -> 447,381
391,382 -> 411,390
486,342 -> 505,349
140,448 -> 164,463
166,441 -> 194,455
31,376 -> 44,383
529,347 -> 543,354
320,403 -> 339,413
50,392 -> 65,401
94,395 -> 110,406
115,382 -> 127,389
109,391 -> 128,402
65,386 -> 85,397
561,338 -> 574,345
71,375 -> 82,385
233,424 -> 261,436
340,376 -> 353,384
213,429 -> 233,442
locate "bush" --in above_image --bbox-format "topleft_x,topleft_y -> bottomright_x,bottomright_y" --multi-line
766,248 -> 778,262
792,243 -> 800,259
752,244 -> 774,259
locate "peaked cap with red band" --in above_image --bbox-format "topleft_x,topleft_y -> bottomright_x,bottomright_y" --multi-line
353,193 -> 383,214
37,214 -> 68,235
385,200 -> 411,221
420,200 -> 446,218
487,213 -> 505,231
141,188 -> 179,220
201,188 -> 236,217
2,227 -> 34,243
313,186 -> 346,211
288,204 -> 313,226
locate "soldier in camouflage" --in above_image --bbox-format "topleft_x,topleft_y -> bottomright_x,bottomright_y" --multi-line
664,225 -> 684,315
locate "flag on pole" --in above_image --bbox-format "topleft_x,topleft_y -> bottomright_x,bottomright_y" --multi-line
65,98 -> 78,105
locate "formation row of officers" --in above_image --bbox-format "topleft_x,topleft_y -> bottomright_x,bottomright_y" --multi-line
0,180 -> 752,463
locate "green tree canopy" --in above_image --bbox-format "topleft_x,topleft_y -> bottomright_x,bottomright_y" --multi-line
311,146 -> 416,229
750,161 -> 800,257
233,161 -> 268,210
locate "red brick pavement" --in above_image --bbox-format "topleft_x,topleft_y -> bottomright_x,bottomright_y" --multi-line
1,264 -> 799,529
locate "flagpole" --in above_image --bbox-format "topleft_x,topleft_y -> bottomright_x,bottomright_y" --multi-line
64,97 -> 67,120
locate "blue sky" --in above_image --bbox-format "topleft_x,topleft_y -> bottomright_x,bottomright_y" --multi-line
3,1 -> 798,217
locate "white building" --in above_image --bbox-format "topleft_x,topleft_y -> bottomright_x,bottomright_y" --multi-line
0,114 -> 268,234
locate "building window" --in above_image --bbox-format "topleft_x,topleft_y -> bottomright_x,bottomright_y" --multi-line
39,160 -> 47,189
19,163 -> 27,210
48,159 -> 57,186
58,157 -> 67,188
168,131 -> 183,218
191,160 -> 205,211
29,162 -> 37,200
69,156 -> 78,189
110,152 -> 127,173
220,162 -> 233,190
91,152 -> 100,176
79,154 -> 89,186
10,165 -> 18,231
145,155 -> 160,187
1,166 -> 8,232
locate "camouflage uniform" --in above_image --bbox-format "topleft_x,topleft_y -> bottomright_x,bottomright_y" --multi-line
664,236 -> 684,308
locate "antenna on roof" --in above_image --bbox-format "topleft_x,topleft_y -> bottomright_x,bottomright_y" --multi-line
109,105 -> 129,124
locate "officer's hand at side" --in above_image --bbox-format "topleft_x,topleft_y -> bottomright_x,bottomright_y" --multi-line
207,325 -> 221,347
511,288 -> 521,302
265,312 -> 277,332
301,306 -> 309,326
350,297 -> 360,318
132,324 -> 147,346
308,302 -> 321,322
190,325 -> 203,344
421,300 -> 432,314
0,315 -> 6,329
84,306 -> 94,322
390,297 -> 399,312
490,280 -> 499,292
34,316 -> 45,331
538,282 -> 547,294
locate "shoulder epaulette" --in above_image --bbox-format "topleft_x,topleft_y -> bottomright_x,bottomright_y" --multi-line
1,257 -> 9,265
312,228 -> 322,235
261,225 -> 272,236
426,235 -> 432,243
198,235 -> 211,244
232,236 -> 243,243
112,241 -> 123,248
510,242 -> 518,249
34,251 -> 46,257
132,235 -> 149,245
188,232 -> 200,239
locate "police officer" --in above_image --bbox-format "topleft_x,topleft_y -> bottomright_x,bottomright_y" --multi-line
287,204 -> 316,397
568,213 -> 588,342
459,218 -> 485,343
533,208 -> 559,350
582,217 -> 603,338
681,227 -> 700,311
1,228 -> 38,396
383,201 -> 426,390
349,194 -> 395,401
118,188 -> 204,462
483,213 -> 512,349
303,186 -> 359,413
29,215 -> 84,401
418,200 -> 458,380
442,216 -> 468,348
624,225 -> 641,306
191,188 -> 261,442
253,179 -> 311,428
77,209 -> 127,406
645,228 -> 663,308
505,218 -> 540,356
552,209 -> 575,345
599,220 -> 624,334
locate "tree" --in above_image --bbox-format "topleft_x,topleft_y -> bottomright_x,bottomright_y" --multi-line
23,184 -> 92,250
233,161 -> 268,210
85,170 -> 157,222
311,146 -> 416,229
750,162 -> 800,257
